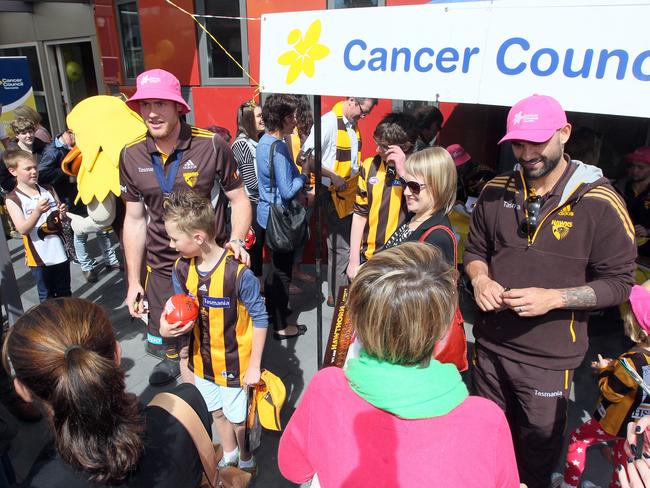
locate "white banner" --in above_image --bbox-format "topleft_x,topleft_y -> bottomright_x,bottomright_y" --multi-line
260,0 -> 650,118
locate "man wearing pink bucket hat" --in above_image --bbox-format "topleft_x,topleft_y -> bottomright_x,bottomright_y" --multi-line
120,69 -> 252,386
464,94 -> 637,487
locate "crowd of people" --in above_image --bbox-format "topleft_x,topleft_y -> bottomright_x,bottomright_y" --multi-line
1,67 -> 650,488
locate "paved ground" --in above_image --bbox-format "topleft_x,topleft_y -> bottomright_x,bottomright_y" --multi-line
1,232 -> 630,487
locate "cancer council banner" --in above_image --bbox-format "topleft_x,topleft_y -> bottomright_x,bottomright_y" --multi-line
260,0 -> 650,118
0,56 -> 37,134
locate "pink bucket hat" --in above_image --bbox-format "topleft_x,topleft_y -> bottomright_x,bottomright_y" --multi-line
630,285 -> 650,332
499,94 -> 567,144
626,147 -> 650,165
447,144 -> 471,167
126,69 -> 191,114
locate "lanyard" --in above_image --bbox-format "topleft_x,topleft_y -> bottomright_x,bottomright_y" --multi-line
151,150 -> 184,195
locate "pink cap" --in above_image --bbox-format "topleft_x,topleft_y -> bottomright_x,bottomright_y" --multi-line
447,144 -> 471,167
499,94 -> 567,144
626,147 -> 650,165
126,69 -> 191,114
630,285 -> 650,332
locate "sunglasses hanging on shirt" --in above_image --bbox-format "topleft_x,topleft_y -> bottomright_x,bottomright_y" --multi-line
519,188 -> 542,240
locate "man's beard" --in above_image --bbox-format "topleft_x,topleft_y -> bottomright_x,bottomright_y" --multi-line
520,152 -> 562,180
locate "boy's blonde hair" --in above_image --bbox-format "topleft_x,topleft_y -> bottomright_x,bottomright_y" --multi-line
162,191 -> 216,240
3,149 -> 35,170
347,242 -> 457,366
622,302 -> 650,347
405,146 -> 457,215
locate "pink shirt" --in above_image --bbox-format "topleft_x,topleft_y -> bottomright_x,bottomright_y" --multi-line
279,367 -> 519,488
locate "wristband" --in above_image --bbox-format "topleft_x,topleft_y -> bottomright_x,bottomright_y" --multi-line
229,238 -> 245,247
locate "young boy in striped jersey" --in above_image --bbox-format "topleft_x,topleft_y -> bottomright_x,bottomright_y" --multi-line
159,191 -> 267,475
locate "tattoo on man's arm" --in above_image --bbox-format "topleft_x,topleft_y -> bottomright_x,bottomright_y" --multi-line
560,286 -> 597,309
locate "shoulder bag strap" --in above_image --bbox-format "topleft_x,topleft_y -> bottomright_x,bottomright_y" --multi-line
419,224 -> 457,269
262,139 -> 281,205
148,392 -> 219,488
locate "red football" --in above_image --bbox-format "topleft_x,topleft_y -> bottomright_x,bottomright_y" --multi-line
164,294 -> 199,325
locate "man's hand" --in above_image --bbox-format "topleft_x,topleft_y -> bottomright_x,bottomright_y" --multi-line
329,174 -> 347,192
126,284 -> 145,318
636,225 -> 649,238
502,287 -> 563,317
226,240 -> 251,267
243,366 -> 261,387
159,311 -> 194,338
58,203 -> 67,219
385,145 -> 407,177
471,275 -> 505,312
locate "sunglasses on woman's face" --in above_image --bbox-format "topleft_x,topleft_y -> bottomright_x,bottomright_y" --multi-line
399,178 -> 427,195
519,194 -> 541,238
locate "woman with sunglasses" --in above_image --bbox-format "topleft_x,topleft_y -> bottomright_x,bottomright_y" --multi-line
382,146 -> 458,265
232,101 -> 265,283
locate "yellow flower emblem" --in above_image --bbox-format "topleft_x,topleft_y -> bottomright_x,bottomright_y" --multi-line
277,19 -> 330,85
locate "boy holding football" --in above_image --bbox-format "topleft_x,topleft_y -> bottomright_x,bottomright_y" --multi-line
159,191 -> 267,475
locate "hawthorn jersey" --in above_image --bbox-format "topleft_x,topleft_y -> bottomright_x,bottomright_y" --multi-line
6,184 -> 67,267
354,155 -> 407,261
119,123 -> 242,276
174,252 -> 252,387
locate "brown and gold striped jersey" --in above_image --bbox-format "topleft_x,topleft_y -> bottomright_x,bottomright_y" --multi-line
353,155 -> 407,261
174,251 -> 252,387
594,348 -> 650,437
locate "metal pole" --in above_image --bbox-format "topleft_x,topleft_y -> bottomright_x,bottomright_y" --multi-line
314,95 -> 323,369
0,229 -> 23,326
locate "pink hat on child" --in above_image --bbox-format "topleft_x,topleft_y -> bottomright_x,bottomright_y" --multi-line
499,94 -> 567,144
126,69 -> 191,114
447,144 -> 472,167
630,285 -> 650,332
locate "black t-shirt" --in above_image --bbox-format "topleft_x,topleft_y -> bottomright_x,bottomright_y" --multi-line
23,383 -> 210,488
382,210 -> 456,265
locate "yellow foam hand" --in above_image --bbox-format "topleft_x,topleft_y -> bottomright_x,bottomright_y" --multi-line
66,96 -> 146,205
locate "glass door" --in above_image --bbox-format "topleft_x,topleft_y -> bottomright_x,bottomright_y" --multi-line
49,41 -> 98,117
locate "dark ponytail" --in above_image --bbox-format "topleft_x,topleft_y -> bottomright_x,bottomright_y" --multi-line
3,298 -> 144,484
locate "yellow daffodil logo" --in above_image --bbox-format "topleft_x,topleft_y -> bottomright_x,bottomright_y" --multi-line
277,19 -> 330,85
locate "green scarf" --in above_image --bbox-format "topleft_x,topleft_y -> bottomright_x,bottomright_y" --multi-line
345,350 -> 468,419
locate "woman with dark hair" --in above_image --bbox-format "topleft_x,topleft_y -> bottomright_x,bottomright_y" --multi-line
3,298 -> 210,487
256,94 -> 312,339
232,101 -> 265,281
287,95 -> 316,290
279,243 -> 519,487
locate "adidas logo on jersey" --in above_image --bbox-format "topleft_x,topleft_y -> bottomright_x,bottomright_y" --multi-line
183,160 -> 197,170
199,284 -> 208,292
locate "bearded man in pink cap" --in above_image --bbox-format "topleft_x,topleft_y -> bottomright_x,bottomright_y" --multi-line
120,69 -> 252,386
463,94 -> 636,487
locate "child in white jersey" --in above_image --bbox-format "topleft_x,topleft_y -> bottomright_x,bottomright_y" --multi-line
4,150 -> 70,301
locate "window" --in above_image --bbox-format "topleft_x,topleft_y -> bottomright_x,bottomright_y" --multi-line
116,0 -> 144,81
196,0 -> 249,85
328,0 -> 385,8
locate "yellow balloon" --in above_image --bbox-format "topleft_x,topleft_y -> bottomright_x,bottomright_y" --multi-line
66,61 -> 83,83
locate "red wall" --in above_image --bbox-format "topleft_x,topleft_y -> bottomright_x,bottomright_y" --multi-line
138,0 -> 200,85
94,0 -> 123,86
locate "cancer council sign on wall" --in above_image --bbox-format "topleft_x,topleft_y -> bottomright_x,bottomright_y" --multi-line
0,56 -> 37,134
260,0 -> 650,118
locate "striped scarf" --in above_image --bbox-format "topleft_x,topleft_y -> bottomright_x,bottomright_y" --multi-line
332,101 -> 361,178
